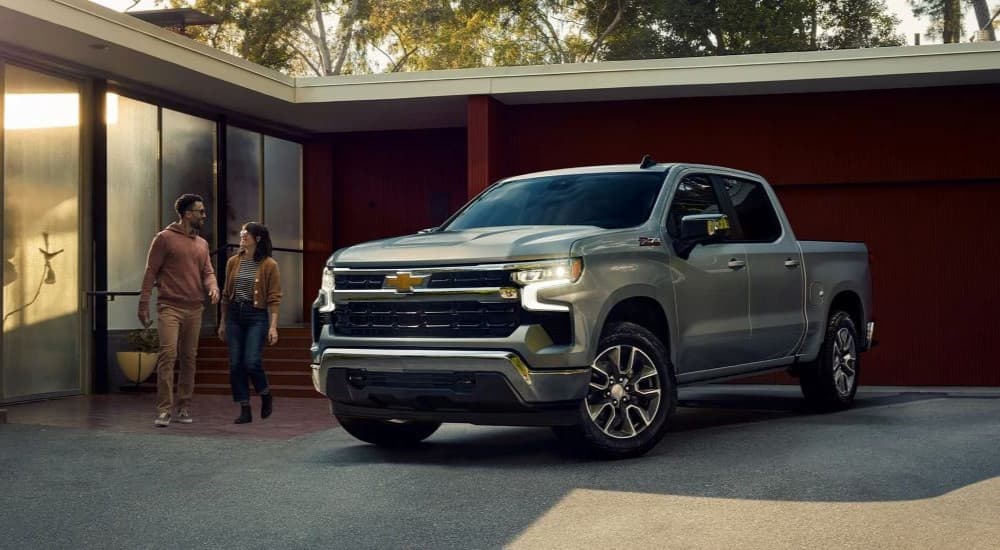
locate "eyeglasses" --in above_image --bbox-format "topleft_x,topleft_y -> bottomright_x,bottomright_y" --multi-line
188,209 -> 206,215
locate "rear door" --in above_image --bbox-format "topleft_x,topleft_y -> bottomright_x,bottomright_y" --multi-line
716,175 -> 805,361
666,173 -> 752,373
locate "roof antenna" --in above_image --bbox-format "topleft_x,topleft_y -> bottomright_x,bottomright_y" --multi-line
639,154 -> 655,169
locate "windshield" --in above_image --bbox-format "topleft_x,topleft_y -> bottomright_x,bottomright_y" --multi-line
444,172 -> 667,230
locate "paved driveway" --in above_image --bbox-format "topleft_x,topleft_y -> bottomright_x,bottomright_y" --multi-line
1,386 -> 998,549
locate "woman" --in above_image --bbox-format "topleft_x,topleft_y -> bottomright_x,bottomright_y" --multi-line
218,222 -> 282,424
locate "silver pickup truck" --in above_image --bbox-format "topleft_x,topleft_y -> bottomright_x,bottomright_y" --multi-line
310,160 -> 874,458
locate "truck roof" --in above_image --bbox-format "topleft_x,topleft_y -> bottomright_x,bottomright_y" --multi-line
503,162 -> 765,182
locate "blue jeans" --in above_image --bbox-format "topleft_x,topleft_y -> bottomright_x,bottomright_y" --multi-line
225,302 -> 270,403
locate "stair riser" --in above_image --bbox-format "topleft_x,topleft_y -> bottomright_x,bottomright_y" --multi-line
197,348 -> 311,360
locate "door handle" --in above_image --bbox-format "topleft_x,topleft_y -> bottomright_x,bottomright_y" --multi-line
784,258 -> 800,268
727,258 -> 746,269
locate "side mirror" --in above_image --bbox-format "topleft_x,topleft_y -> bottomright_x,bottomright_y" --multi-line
674,214 -> 730,259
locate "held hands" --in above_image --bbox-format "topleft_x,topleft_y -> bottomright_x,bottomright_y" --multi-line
268,326 -> 278,346
208,288 -> 220,304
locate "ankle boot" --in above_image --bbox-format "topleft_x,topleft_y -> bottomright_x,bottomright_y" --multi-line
235,403 -> 252,424
261,392 -> 273,419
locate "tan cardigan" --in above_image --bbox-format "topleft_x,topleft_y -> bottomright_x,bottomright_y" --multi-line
221,250 -> 282,315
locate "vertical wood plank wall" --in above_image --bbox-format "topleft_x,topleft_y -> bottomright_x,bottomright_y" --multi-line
303,84 -> 1000,385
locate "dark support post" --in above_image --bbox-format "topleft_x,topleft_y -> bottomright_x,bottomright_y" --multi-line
215,117 -> 228,315
92,80 -> 109,393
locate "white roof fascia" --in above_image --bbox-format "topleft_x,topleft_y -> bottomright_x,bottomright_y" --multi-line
1,0 -> 294,101
294,42 -> 1000,103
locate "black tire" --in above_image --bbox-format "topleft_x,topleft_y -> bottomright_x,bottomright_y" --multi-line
336,416 -> 441,447
555,321 -> 676,459
799,310 -> 861,411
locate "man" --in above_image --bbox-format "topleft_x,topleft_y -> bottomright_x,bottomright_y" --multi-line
139,194 -> 220,427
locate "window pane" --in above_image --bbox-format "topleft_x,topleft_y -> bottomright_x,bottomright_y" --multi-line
666,175 -> 721,238
263,135 -> 301,250
721,177 -> 782,242
161,108 -> 215,247
263,136 -> 302,323
2,65 -> 82,399
107,94 -> 159,329
226,126 -> 261,245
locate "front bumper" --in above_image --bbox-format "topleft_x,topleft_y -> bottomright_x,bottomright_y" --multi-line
311,348 -> 590,426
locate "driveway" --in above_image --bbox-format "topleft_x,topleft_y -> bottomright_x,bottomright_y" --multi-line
1,386 -> 998,549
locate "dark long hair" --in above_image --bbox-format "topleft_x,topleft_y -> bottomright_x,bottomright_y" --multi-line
243,222 -> 273,262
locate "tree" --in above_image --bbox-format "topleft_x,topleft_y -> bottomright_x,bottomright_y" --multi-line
819,0 -> 906,49
909,0 -> 967,43
600,0 -> 902,60
157,0 -> 907,75
163,0 -> 316,73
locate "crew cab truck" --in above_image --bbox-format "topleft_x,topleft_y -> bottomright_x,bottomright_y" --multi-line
310,160 -> 874,458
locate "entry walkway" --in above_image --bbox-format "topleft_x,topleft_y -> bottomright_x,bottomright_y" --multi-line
1,392 -> 337,440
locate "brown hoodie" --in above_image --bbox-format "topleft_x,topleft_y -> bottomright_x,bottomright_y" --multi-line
139,222 -> 219,312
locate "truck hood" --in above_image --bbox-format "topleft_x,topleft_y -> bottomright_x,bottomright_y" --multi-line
332,226 -> 607,267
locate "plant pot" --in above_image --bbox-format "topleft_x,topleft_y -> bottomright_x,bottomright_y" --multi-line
116,352 -> 158,384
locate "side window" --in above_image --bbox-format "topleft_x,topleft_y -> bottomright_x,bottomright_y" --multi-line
666,174 -> 722,238
720,177 -> 782,242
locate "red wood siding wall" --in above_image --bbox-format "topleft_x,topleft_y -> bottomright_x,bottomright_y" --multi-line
488,85 -> 1000,386
309,129 -> 467,252
502,85 -> 1000,185
302,84 -> 1000,386
302,141 -> 335,321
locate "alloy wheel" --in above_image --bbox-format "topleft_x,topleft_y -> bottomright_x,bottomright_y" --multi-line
586,344 -> 662,439
832,327 -> 857,398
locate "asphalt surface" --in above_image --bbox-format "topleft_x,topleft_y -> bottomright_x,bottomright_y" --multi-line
1,386 -> 999,549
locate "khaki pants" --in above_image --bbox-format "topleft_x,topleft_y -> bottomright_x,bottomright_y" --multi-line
155,303 -> 204,414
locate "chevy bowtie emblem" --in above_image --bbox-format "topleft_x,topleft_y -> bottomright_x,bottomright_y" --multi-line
384,272 -> 427,293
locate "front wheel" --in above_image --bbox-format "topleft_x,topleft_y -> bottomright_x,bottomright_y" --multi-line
799,310 -> 861,411
336,416 -> 441,447
557,321 -> 676,459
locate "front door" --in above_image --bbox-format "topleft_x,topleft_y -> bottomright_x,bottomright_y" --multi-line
666,173 -> 751,374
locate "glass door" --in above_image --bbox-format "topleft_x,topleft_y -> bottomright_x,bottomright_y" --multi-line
2,63 -> 83,402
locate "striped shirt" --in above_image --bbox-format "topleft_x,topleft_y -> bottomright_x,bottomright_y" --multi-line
234,258 -> 260,303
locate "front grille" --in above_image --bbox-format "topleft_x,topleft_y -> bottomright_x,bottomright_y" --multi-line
335,274 -> 384,290
427,270 -> 511,288
333,300 -> 519,338
346,370 -> 476,393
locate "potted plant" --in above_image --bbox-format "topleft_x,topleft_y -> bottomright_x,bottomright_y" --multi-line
116,327 -> 159,384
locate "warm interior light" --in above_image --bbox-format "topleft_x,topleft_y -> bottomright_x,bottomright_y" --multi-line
4,93 -> 80,130
106,92 -> 119,125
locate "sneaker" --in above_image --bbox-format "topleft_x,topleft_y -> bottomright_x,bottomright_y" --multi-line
176,409 -> 193,424
154,412 -> 171,427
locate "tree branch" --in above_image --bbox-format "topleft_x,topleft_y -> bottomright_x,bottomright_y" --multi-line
284,39 -> 322,76
332,0 -> 361,76
586,0 -> 625,62
314,0 -> 332,74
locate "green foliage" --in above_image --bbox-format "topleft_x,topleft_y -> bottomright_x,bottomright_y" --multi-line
908,0 -> 967,42
126,327 -> 160,354
159,0 -> 907,75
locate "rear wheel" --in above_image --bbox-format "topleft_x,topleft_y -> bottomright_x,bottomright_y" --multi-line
799,310 -> 861,411
336,416 -> 441,447
556,321 -> 675,459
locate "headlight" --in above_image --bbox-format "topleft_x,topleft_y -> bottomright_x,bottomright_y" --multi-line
511,258 -> 582,285
321,266 -> 336,292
